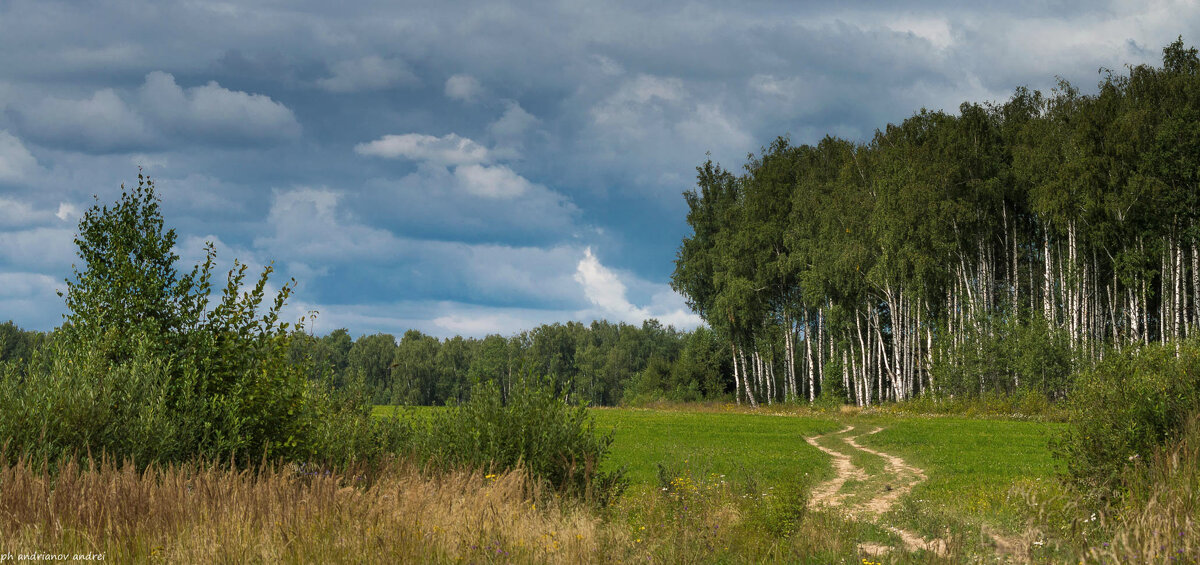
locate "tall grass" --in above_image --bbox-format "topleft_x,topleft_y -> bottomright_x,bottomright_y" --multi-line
0,452 -> 625,564
0,448 -> 962,564
1085,415 -> 1200,563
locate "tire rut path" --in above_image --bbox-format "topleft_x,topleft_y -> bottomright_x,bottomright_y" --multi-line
804,425 -> 948,556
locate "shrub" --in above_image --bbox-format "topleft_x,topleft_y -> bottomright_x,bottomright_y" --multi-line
0,173 -> 381,468
1055,339 -> 1200,499
1090,414 -> 1200,562
411,380 -> 626,504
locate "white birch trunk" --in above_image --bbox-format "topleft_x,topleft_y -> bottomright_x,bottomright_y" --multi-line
732,343 -> 742,405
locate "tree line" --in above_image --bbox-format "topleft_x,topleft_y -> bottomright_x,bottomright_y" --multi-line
671,39 -> 1200,407
288,319 -> 733,405
2,317 -> 730,407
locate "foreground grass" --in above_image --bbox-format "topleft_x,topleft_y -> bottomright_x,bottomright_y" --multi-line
6,403 -> 1164,563
0,455 -> 626,564
0,451 -> 942,564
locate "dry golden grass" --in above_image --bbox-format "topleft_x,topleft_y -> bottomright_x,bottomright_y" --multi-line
0,451 -> 922,564
0,454 -> 640,564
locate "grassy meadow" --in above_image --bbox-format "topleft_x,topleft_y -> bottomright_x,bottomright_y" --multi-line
360,403 -> 1070,563
3,401 -> 1191,563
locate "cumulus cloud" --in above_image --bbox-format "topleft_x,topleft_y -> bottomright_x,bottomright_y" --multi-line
454,164 -> 533,198
359,162 -> 579,242
489,100 -> 539,139
574,247 -> 701,328
0,131 -> 40,183
0,198 -> 42,228
15,89 -> 151,152
579,72 -> 753,198
11,72 -> 299,152
487,100 -> 540,159
574,246 -> 649,321
317,55 -> 420,92
54,203 -> 79,222
354,130 -> 578,236
256,187 -> 404,262
138,71 -> 301,143
444,74 -> 483,102
355,133 -> 491,165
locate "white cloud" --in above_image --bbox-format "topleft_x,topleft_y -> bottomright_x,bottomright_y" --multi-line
581,73 -> 754,198
593,75 -> 685,126
256,187 -> 405,261
487,100 -> 540,159
138,71 -> 301,142
355,133 -> 491,165
454,164 -> 533,198
0,272 -> 58,299
317,55 -> 420,92
677,103 -> 752,150
0,131 -> 40,183
430,304 -> 571,337
574,246 -> 649,321
129,153 -> 169,170
573,247 -> 701,329
489,99 -> 539,139
54,203 -> 79,222
283,298 -> 577,339
13,72 -> 300,152
364,161 -> 579,239
0,198 -> 78,230
445,74 -> 483,102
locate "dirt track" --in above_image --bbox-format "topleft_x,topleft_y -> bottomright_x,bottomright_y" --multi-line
804,425 -> 948,556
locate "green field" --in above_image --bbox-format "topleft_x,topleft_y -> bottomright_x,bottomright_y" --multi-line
590,407 -> 842,486
374,404 -> 1065,523
859,416 -> 1065,528
362,404 -> 1074,560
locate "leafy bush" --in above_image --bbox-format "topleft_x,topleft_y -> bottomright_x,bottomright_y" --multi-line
411,380 -> 626,504
1055,339 -> 1200,499
1089,414 -> 1200,561
0,173 -> 381,468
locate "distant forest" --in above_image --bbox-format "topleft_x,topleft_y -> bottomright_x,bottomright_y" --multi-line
6,40 -> 1200,408
0,319 -> 724,406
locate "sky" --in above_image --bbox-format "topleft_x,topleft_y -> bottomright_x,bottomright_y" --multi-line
1,1 -> 1198,339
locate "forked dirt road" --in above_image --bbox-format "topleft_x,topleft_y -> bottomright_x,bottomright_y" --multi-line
804,425 -> 948,556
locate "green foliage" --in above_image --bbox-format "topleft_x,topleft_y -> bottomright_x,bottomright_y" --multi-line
755,477 -> 810,538
293,318 -> 708,408
0,173 -> 380,468
410,379 -> 627,504
1056,339 -> 1200,500
931,315 -> 1073,399
670,38 -> 1200,407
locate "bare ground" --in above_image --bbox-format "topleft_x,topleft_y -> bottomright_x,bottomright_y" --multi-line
805,425 -> 948,556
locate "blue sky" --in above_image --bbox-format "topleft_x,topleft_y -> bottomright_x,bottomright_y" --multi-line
1,1 -> 1196,338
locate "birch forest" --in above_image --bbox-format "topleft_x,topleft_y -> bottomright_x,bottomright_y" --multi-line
671,39 -> 1200,406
